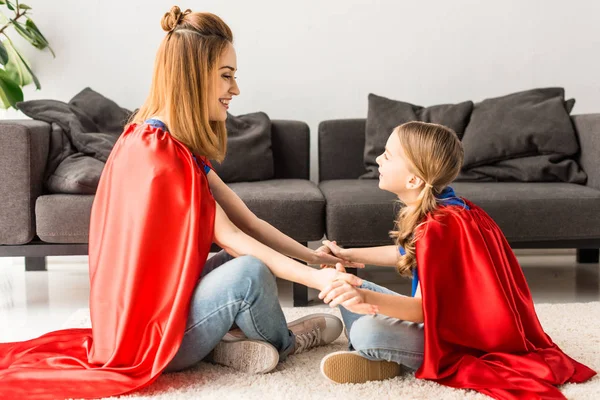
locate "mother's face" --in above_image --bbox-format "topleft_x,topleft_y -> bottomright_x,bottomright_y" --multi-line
208,43 -> 240,121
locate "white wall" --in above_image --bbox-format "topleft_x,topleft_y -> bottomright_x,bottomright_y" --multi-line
9,0 -> 600,181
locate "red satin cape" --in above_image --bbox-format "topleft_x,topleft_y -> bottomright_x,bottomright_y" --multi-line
0,123 -> 216,399
415,200 -> 596,399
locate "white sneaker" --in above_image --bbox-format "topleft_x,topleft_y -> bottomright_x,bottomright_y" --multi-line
210,336 -> 279,374
320,351 -> 401,383
288,313 -> 343,354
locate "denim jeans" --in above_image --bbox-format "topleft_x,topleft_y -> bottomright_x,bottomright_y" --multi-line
339,280 -> 424,371
165,251 -> 295,372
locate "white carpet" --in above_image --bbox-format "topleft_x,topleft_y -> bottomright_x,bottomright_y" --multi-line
61,303 -> 600,400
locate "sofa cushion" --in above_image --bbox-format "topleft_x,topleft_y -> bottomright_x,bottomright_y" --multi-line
320,180 -> 600,246
69,87 -> 131,135
35,180 -> 325,244
228,179 -> 325,242
36,194 -> 94,243
319,180 -> 398,246
362,93 -> 473,179
461,88 -> 583,178
211,112 -> 274,183
17,88 -> 131,194
452,182 -> 600,242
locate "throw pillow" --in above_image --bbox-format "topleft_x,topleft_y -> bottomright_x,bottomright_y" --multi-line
362,93 -> 473,179
211,112 -> 274,183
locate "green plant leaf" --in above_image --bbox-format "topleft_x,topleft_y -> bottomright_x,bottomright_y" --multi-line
18,4 -> 32,10
0,1 -> 6,6
2,38 -> 39,89
5,1 -> 14,11
26,18 -> 54,57
0,41 -> 8,65
11,19 -> 43,50
0,68 -> 24,109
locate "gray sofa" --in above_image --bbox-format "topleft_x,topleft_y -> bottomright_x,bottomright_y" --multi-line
0,119 -> 323,306
2,114 -> 600,308
318,116 -> 600,262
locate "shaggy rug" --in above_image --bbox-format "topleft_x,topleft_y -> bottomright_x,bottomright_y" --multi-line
61,303 -> 600,399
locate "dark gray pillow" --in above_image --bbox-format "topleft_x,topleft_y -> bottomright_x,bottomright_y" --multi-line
211,112 -> 274,183
47,152 -> 105,194
456,153 -> 586,183
17,87 -> 130,194
17,98 -> 98,135
461,88 -> 579,168
69,87 -> 131,135
362,93 -> 474,179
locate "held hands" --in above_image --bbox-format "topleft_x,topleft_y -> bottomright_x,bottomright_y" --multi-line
317,263 -> 379,315
315,240 -> 365,269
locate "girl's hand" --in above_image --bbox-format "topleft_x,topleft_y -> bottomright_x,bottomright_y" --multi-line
316,240 -> 365,269
317,264 -> 379,315
319,280 -> 379,315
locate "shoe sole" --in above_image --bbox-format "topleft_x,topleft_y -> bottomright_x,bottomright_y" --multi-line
320,351 -> 401,384
211,339 -> 279,374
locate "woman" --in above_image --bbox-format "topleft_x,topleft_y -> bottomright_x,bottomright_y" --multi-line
0,7 -> 369,400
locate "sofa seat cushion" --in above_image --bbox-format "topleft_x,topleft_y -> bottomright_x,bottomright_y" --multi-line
36,179 -> 325,244
228,179 -> 325,242
319,180 -> 398,246
36,194 -> 94,243
320,180 -> 600,246
452,182 -> 600,242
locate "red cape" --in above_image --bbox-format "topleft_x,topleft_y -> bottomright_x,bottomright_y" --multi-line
415,200 -> 596,399
0,123 -> 216,399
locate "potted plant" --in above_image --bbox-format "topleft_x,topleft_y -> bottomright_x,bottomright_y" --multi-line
0,0 -> 53,109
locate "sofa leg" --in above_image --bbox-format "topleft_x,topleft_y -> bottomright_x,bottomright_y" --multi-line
293,282 -> 309,307
292,242 -> 310,307
576,249 -> 599,264
25,256 -> 47,271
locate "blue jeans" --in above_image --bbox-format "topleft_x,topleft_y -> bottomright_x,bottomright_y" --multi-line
165,251 -> 295,372
339,280 -> 424,371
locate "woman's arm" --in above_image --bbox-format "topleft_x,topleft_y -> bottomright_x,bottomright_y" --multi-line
208,170 -> 343,265
213,202 -> 369,295
322,240 -> 399,267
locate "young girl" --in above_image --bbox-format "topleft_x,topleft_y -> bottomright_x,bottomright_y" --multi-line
0,7 -> 367,399
317,121 -> 596,399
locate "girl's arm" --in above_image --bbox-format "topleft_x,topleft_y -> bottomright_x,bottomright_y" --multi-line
362,290 -> 423,323
213,202 -> 372,299
320,280 -> 423,323
208,170 -> 347,266
321,240 -> 399,267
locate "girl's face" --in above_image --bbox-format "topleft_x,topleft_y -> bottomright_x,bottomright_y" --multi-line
208,42 -> 240,121
376,130 -> 425,203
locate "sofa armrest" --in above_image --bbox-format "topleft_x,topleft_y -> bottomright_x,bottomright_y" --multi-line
271,119 -> 310,179
572,114 -> 600,191
0,120 -> 50,245
318,119 -> 367,181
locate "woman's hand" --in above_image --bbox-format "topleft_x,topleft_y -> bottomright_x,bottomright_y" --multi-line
315,240 -> 364,269
318,264 -> 379,315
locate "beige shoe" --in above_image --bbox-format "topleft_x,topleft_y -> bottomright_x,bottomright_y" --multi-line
210,337 -> 279,374
288,313 -> 343,354
320,351 -> 401,383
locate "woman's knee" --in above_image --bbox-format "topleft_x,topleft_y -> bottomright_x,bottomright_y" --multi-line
228,255 -> 275,286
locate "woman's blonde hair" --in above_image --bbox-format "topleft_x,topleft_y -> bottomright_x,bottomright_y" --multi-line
130,6 -> 232,161
389,121 -> 464,277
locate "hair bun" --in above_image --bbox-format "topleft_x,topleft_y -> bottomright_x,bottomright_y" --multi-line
161,6 -> 192,32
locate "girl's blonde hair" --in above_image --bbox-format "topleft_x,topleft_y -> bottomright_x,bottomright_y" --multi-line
129,6 -> 232,162
389,121 -> 464,277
